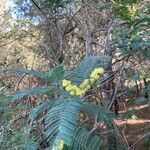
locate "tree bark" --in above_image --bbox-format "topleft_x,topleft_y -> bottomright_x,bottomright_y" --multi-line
103,20 -> 117,150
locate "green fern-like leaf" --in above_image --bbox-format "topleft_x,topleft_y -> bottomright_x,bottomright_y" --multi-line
44,99 -> 114,149
9,86 -> 58,101
47,65 -> 65,82
1,65 -> 64,82
1,67 -> 46,79
1,128 -> 39,150
68,56 -> 111,85
82,102 -> 114,126
29,101 -> 52,123
71,125 -> 102,150
45,99 -> 82,147
23,139 -> 39,150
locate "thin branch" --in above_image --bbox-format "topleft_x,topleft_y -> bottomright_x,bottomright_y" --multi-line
98,68 -> 120,85
108,63 -> 124,110
9,114 -> 29,127
122,102 -> 130,148
0,38 -> 20,47
30,0 -> 55,27
14,73 -> 28,91
104,20 -> 114,53
128,132 -> 150,150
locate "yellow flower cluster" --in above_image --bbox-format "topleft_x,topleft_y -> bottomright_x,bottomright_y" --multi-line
62,67 -> 104,97
90,68 -> 104,81
62,79 -> 85,97
52,140 -> 64,150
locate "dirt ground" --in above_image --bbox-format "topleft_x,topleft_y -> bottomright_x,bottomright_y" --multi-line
115,101 -> 150,150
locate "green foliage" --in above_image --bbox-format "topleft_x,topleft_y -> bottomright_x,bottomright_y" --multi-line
48,65 -> 65,83
23,139 -> 40,150
1,0 -> 149,149
1,56 -> 116,149
114,6 -> 150,60
68,56 -> 111,85
111,0 -> 138,21
82,102 -> 114,125
1,67 -> 47,79
29,101 -> 52,123
71,126 -> 102,150
1,65 -> 64,83
45,99 -> 82,147
0,128 -> 39,150
9,86 -> 58,101
44,99 -> 113,149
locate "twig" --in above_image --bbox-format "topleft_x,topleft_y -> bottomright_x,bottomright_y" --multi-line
104,23 -> 113,50
9,114 -> 29,127
89,115 -> 103,134
128,132 -> 150,150
14,73 -> 28,91
122,102 -> 129,148
98,68 -> 120,85
89,115 -> 99,133
108,63 -> 124,110
30,0 -> 55,27
82,117 -> 93,124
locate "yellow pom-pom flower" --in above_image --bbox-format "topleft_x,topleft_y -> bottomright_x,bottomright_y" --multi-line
70,91 -> 75,96
79,83 -> 85,89
84,85 -> 91,91
59,140 -> 64,150
82,79 -> 90,86
62,68 -> 104,97
65,85 -> 73,92
52,140 -> 64,150
95,67 -> 104,74
76,90 -> 82,96
90,67 -> 104,80
75,87 -> 80,93
90,78 -> 95,83
62,79 -> 71,87
90,74 -> 99,80
72,85 -> 78,90
90,72 -> 97,78
76,91 -> 80,96
79,90 -> 85,98
79,79 -> 90,89
94,74 -> 99,80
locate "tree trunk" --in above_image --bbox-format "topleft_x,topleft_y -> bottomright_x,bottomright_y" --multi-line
103,21 -> 117,150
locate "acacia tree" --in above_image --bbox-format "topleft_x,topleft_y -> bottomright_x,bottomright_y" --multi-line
0,0 -> 149,149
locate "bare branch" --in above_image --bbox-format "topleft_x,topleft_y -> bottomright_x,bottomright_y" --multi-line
128,132 -> 150,150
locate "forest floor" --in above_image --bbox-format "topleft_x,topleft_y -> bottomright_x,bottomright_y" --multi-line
115,100 -> 150,150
